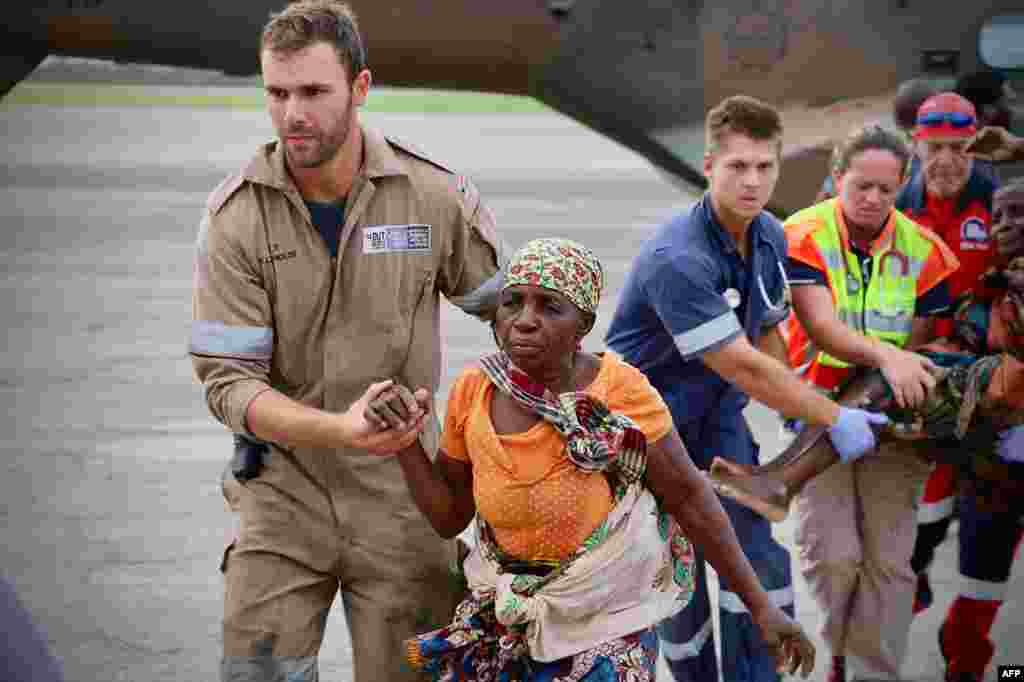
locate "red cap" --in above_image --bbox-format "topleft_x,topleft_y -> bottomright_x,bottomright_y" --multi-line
913,92 -> 978,140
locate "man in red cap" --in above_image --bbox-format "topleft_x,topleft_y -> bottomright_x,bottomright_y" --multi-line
898,94 -> 998,304
895,92 -> 1002,682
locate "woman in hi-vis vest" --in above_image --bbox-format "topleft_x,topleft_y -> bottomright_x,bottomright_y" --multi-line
782,125 -> 960,682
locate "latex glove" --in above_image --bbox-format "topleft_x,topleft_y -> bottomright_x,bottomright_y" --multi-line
997,425 -> 1024,464
828,406 -> 890,463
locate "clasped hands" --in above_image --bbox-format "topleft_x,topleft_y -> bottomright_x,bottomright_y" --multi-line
342,379 -> 431,454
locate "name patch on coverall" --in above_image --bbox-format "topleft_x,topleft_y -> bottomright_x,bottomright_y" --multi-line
363,224 -> 432,254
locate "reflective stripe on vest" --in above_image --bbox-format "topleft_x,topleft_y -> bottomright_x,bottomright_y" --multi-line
787,200 -> 935,370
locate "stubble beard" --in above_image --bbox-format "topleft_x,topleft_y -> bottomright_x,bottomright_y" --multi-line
284,99 -> 355,169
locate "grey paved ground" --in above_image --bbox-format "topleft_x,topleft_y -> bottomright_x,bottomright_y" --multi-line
0,98 -> 1020,681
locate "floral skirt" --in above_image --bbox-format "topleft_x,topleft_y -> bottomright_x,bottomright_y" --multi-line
406,588 -> 659,682
521,628 -> 658,682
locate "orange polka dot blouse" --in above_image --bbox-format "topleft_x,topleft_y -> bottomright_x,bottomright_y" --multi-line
441,353 -> 674,562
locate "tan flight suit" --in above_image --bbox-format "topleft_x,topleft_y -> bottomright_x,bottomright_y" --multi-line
190,125 -> 504,682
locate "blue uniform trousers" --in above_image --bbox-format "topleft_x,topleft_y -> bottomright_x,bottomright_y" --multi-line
658,410 -> 793,682
940,484 -> 1023,677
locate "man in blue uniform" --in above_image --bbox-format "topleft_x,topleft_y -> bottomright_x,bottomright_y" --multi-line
606,95 -> 891,682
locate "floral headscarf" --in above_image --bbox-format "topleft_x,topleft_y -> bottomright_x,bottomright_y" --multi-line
503,238 -> 605,315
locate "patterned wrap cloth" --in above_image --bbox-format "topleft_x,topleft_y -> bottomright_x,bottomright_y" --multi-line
404,238 -> 695,681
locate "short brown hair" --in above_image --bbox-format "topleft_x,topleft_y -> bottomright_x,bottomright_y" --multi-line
831,124 -> 912,180
261,1 -> 367,81
705,95 -> 783,154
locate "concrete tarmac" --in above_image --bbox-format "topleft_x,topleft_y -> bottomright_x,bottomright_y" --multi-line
0,99 -> 1020,682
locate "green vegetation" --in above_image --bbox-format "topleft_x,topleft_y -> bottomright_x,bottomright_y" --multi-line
2,82 -> 551,113
4,83 -> 264,108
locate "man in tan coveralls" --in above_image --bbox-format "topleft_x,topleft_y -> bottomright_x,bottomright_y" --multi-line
189,2 -> 505,680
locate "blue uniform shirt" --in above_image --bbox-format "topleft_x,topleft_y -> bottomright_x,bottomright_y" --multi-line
620,200 -> 798,672
606,195 -> 790,441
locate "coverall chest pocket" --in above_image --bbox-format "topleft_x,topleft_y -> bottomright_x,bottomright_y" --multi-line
351,251 -> 434,371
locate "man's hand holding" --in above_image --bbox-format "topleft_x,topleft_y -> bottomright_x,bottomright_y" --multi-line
340,380 -> 430,454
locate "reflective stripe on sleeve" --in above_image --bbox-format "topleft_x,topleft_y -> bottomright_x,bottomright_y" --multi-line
673,312 -> 742,359
660,617 -> 714,661
190,320 -> 273,360
718,585 -> 795,614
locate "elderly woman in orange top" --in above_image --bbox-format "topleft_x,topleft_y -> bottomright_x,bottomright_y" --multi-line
363,237 -> 815,681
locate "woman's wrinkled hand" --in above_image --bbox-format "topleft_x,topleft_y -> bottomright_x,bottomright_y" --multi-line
341,380 -> 431,455
363,381 -> 430,432
752,605 -> 816,678
966,126 -> 1021,162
